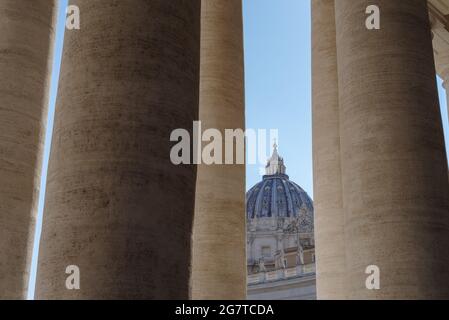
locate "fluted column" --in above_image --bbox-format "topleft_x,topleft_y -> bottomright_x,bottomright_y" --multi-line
36,0 -> 201,299
0,1 -> 56,299
311,0 -> 346,300
336,0 -> 449,299
191,0 -> 246,299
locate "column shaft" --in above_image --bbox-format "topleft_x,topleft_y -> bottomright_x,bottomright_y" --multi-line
0,1 -> 56,299
191,0 -> 246,299
311,0 -> 346,300
336,0 -> 449,299
36,0 -> 201,299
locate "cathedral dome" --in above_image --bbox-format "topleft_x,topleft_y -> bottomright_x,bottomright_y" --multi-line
246,143 -> 314,232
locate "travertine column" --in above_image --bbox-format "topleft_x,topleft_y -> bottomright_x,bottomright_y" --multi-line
191,0 -> 246,299
36,0 -> 200,299
0,1 -> 56,299
336,0 -> 449,299
311,0 -> 346,300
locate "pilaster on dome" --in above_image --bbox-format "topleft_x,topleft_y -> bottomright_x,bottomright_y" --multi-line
265,141 -> 286,176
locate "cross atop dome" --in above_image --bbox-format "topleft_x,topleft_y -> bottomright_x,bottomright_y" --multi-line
265,140 -> 286,176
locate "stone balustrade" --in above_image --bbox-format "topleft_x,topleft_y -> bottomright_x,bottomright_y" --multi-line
247,264 -> 316,285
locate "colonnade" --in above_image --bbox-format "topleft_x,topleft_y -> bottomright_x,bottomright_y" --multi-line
0,0 -> 245,300
1,0 -> 449,300
313,0 -> 449,299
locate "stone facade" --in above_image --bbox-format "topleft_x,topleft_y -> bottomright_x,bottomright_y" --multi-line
246,145 -> 316,300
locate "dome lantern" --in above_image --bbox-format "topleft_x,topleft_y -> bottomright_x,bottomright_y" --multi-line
265,141 -> 287,176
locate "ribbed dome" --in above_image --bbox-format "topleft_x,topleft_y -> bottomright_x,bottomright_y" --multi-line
246,144 -> 314,232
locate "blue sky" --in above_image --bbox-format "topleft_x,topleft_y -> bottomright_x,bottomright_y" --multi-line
27,0 -> 449,299
438,77 -> 449,162
243,0 -> 313,193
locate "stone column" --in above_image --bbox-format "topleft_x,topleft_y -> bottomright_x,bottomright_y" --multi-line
35,0 -> 201,299
0,1 -> 56,299
311,0 -> 346,300
335,0 -> 449,299
191,0 -> 246,299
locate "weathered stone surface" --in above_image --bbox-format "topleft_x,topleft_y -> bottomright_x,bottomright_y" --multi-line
191,0 -> 246,300
336,0 -> 449,299
0,0 -> 56,299
311,0 -> 346,300
35,0 -> 201,299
